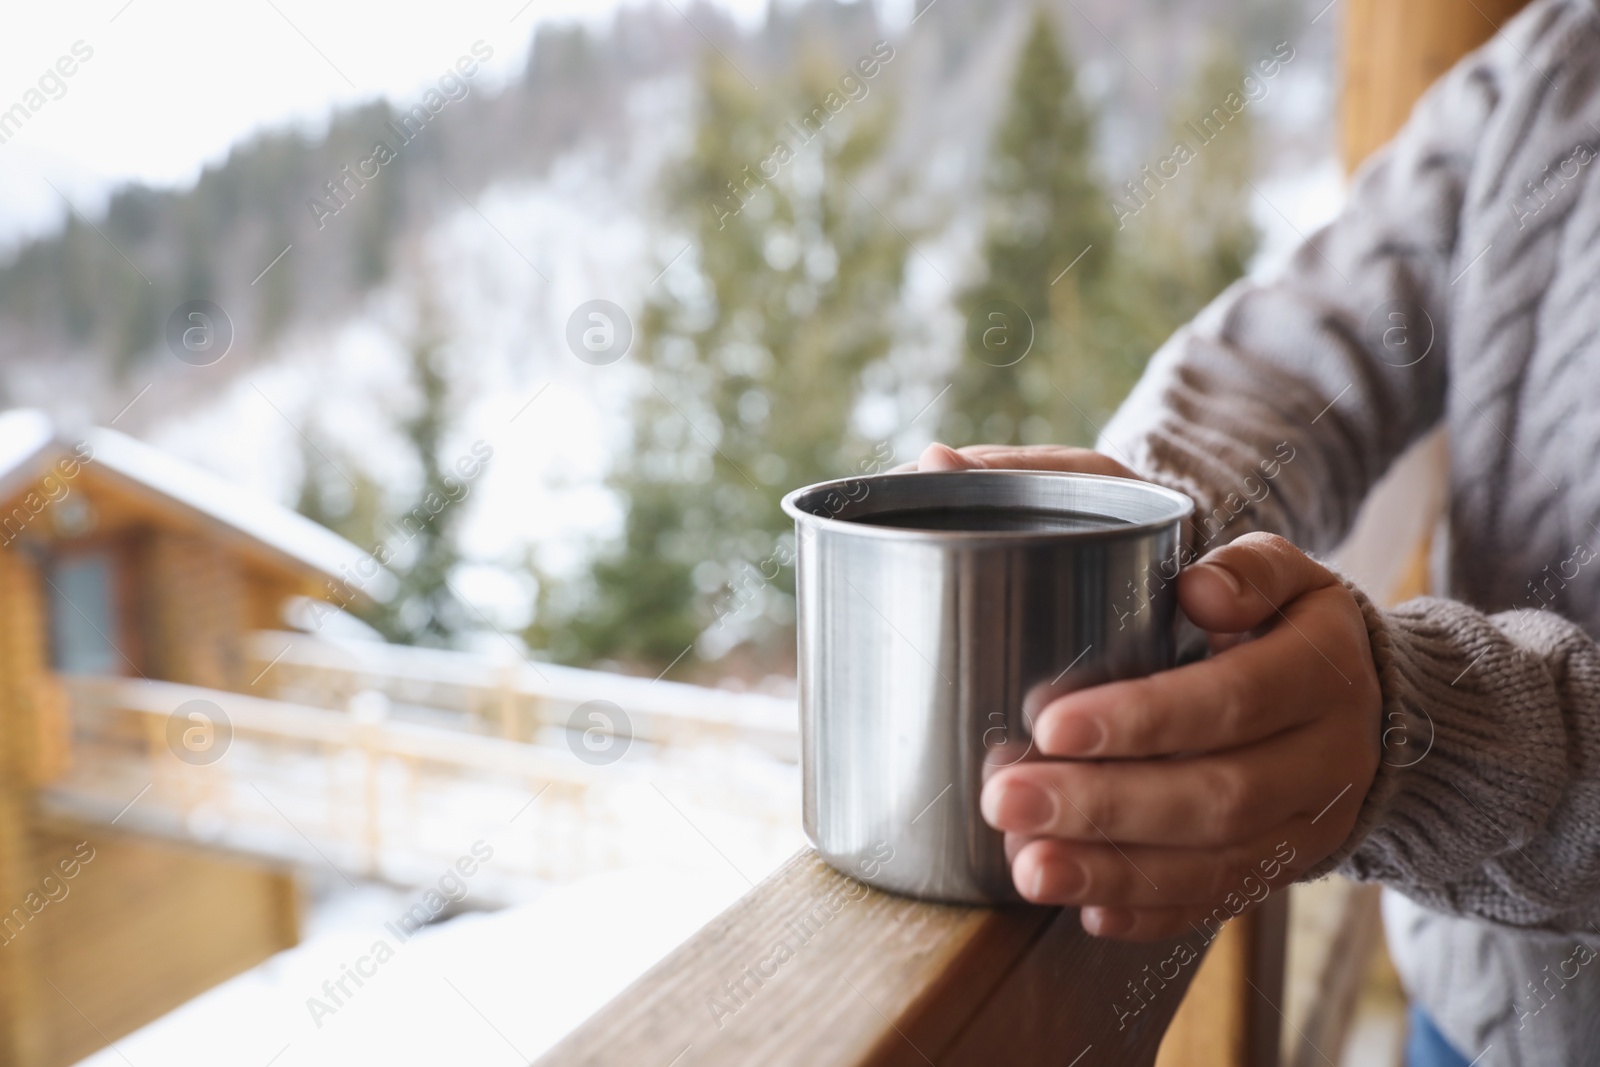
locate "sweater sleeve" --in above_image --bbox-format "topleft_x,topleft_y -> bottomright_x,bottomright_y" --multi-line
1096,1 -> 1600,927
1328,584 -> 1600,928
1098,4 -> 1567,555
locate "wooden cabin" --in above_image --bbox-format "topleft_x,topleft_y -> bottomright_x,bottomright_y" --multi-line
0,408 -> 375,1067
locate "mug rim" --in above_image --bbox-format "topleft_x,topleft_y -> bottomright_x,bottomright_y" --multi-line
780,469 -> 1195,544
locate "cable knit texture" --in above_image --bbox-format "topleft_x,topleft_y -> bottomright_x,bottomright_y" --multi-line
1098,2 -> 1600,1062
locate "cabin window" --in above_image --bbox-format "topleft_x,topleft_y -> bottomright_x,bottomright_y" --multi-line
48,552 -> 122,675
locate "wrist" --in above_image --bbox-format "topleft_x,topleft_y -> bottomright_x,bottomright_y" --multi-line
1302,575 -> 1405,880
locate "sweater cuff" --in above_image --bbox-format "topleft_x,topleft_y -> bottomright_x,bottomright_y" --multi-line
1309,586 -> 1570,906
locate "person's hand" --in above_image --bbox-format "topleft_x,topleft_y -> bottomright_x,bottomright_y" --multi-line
911,442 -> 1381,938
977,530 -> 1381,940
905,442 -> 1141,480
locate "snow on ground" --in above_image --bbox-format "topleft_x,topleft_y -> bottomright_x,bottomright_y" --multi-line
74,862 -> 756,1067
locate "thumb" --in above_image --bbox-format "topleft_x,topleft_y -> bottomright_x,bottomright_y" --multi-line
1178,532 -> 1340,634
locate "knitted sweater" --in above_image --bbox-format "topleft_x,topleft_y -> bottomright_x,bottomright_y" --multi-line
1098,2 -> 1600,1062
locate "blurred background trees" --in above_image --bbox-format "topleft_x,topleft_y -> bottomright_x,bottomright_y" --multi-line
294,298 -> 472,647
529,50 -> 909,672
530,7 -> 1265,674
1117,45 -> 1263,347
939,9 -> 1114,449
942,10 -> 1260,451
0,0 -> 1322,678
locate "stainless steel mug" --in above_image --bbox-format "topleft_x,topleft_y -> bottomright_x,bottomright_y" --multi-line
781,470 -> 1194,903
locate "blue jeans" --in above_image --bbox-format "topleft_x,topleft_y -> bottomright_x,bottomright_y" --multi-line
1407,1005 -> 1471,1067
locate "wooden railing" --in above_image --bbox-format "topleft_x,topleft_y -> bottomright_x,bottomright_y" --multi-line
58,671 -> 1387,1065
49,674 -> 800,903
244,630 -> 799,760
535,850 -> 1291,1067
243,635 -> 1349,1064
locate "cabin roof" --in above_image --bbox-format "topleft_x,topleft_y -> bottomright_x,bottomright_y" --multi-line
0,409 -> 392,599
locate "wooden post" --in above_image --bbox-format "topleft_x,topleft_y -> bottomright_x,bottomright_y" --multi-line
1342,0 -> 1535,169
496,662 -> 519,740
0,791 -> 43,1067
1155,895 -> 1288,1067
1284,882 -> 1386,1067
0,549 -> 48,1067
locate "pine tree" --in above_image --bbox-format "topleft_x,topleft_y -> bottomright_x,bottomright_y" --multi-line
380,311 -> 470,645
940,9 -> 1115,448
941,17 -> 1260,451
531,50 -> 910,673
296,301 -> 470,646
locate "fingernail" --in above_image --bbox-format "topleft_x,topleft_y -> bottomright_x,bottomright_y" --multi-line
1195,562 -> 1242,596
1046,715 -> 1104,756
981,779 -> 1056,833
1083,907 -> 1134,937
1033,855 -> 1086,901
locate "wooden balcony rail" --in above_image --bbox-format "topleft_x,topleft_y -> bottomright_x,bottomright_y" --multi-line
536,849 -> 1290,1067
62,674 -> 601,784
49,675 -> 799,902
58,677 -> 1382,1065
60,667 -> 1380,1066
244,630 -> 800,760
